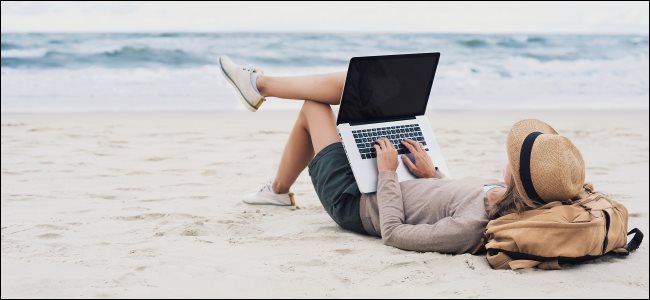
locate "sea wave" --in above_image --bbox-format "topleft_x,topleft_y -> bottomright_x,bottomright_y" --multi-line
2,46 -> 212,68
457,38 -> 488,48
1,42 -> 23,50
1,32 -> 647,69
1,32 -> 648,112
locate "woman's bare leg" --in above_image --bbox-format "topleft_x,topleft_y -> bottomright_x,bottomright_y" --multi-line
257,72 -> 346,105
272,100 -> 340,194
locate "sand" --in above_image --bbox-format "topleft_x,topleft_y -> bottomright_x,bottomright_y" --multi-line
1,110 -> 648,298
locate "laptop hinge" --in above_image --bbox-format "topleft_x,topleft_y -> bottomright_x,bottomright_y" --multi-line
348,115 -> 417,127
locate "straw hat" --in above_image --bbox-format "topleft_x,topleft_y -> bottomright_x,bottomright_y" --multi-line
507,119 -> 585,203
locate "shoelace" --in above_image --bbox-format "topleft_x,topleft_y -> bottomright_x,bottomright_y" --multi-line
242,65 -> 262,74
258,179 -> 273,192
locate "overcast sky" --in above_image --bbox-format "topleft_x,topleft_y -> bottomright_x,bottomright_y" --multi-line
1,1 -> 648,34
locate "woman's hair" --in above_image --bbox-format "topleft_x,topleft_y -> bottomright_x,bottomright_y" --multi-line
487,175 -> 544,219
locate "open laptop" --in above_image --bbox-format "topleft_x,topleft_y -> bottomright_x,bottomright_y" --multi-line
336,53 -> 450,193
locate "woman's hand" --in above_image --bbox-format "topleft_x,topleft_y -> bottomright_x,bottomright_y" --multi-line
400,139 -> 437,178
374,137 -> 398,172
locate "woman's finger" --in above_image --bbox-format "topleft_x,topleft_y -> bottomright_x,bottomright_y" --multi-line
401,155 -> 417,171
379,137 -> 390,150
401,139 -> 418,153
384,138 -> 395,150
374,138 -> 383,150
405,139 -> 423,152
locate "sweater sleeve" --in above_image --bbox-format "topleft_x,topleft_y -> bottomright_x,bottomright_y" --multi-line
376,171 -> 480,254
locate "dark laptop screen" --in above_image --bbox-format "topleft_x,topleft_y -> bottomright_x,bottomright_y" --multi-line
336,53 -> 439,125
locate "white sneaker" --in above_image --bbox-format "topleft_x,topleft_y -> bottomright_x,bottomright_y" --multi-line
242,180 -> 295,206
219,55 -> 265,112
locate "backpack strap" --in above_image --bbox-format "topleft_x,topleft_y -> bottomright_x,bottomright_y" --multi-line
509,259 -> 541,269
626,228 -> 644,252
486,251 -> 562,270
509,259 -> 560,270
538,201 -> 565,209
486,251 -> 513,269
606,228 -> 643,257
469,236 -> 487,255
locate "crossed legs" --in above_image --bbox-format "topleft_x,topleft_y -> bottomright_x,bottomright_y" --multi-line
258,72 -> 346,194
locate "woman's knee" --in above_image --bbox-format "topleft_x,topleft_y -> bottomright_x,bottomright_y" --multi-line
299,100 -> 339,153
300,101 -> 336,128
300,100 -> 331,114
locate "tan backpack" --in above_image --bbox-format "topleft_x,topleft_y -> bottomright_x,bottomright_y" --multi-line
484,183 -> 643,270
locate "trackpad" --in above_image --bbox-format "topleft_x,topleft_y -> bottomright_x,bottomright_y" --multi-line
396,154 -> 416,181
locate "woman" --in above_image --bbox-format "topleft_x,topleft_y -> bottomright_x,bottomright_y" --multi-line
219,56 -> 586,254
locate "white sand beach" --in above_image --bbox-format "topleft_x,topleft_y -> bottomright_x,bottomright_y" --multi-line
1,110 -> 648,298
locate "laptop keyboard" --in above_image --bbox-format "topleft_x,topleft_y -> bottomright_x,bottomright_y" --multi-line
352,124 -> 428,159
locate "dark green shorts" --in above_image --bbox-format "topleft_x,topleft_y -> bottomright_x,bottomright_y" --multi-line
308,142 -> 366,235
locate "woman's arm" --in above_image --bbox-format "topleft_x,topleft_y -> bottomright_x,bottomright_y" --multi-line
376,171 -> 477,254
374,137 -> 474,253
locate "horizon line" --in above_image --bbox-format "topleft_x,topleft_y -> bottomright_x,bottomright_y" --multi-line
1,30 -> 648,36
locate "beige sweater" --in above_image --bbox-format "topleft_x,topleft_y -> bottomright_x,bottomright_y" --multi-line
360,171 -> 493,254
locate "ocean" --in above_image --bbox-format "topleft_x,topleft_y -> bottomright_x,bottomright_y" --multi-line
1,32 -> 648,112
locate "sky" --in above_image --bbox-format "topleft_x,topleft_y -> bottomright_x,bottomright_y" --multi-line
1,1 -> 648,34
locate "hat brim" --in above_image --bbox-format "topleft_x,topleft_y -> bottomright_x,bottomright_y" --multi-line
507,119 -> 558,202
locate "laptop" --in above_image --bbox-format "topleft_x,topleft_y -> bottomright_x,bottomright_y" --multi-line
336,52 -> 450,193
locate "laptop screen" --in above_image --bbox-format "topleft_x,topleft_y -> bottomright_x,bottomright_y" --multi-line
336,53 -> 439,125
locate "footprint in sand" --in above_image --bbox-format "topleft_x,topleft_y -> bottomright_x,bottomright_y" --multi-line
301,259 -> 327,267
201,170 -> 218,176
180,228 -> 204,236
139,198 -> 169,203
89,193 -> 117,200
28,127 -> 58,132
118,213 -> 168,221
128,248 -> 157,257
33,223 -> 70,239
181,220 -> 209,237
334,248 -> 357,255
145,157 -> 171,162
278,264 -> 296,273
464,259 -> 476,270
257,130 -> 288,135
36,224 -> 68,230
154,221 -> 208,237
38,233 -> 62,239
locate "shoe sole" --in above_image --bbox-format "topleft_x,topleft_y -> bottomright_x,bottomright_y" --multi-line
242,201 -> 292,206
219,57 -> 259,112
242,192 -> 295,207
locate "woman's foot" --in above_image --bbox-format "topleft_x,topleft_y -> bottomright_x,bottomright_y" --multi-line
219,55 -> 265,112
242,179 -> 295,206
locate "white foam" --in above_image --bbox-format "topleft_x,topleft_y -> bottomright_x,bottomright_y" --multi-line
1,56 -> 648,112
